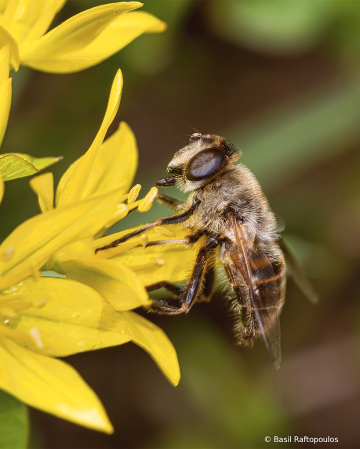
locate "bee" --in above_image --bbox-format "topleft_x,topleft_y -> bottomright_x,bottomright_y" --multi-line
96,133 -> 318,367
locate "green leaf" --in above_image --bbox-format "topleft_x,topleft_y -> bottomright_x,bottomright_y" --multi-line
0,153 -> 62,181
0,389 -> 28,449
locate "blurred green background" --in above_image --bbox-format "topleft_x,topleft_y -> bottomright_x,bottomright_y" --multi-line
2,0 -> 360,448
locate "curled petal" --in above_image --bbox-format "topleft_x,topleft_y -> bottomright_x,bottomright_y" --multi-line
0,337 -> 113,433
30,172 -> 54,212
20,2 -> 144,73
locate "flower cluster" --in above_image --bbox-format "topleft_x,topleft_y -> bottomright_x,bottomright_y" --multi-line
0,0 -> 195,434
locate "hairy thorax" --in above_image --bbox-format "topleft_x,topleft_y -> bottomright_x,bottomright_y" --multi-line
185,164 -> 278,242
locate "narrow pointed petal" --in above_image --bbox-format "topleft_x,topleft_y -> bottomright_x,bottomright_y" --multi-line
56,121 -> 137,206
30,172 -> 54,212
0,188 -> 123,290
0,338 -> 113,433
82,121 -> 138,199
0,25 -> 20,71
59,258 -> 151,311
0,153 -> 62,181
120,311 -> 181,386
0,44 -> 12,148
23,11 -> 166,73
20,2 -> 143,72
57,70 -> 123,206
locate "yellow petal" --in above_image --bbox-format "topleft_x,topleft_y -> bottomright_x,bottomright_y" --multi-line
114,240 -> 197,286
59,258 -> 151,312
94,225 -> 198,285
0,171 -> 3,203
22,10 -> 166,73
0,44 -> 11,148
29,172 -> 54,212
0,337 -> 113,433
0,153 -> 62,181
57,70 -> 123,206
20,2 -> 143,72
55,157 -> 80,206
4,277 -> 180,386
120,311 -> 180,386
2,0 -> 66,44
3,277 -> 131,356
20,0 -> 67,45
0,187 -> 124,290
0,24 -> 20,70
80,121 -> 138,200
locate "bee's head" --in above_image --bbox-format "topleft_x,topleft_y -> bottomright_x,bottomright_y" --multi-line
156,133 -> 241,192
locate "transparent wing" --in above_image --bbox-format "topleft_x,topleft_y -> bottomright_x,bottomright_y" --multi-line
229,216 -> 284,368
277,238 -> 319,304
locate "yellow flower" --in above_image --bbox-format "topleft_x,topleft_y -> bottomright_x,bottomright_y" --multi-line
0,0 -> 166,73
0,70 -> 181,433
0,1 -> 165,149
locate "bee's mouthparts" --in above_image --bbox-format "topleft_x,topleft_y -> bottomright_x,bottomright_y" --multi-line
155,177 -> 176,187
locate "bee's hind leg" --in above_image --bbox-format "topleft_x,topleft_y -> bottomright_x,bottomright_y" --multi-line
146,236 -> 219,315
196,265 -> 215,303
146,281 -> 181,299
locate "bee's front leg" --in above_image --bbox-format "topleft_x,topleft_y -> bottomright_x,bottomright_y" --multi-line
95,200 -> 199,254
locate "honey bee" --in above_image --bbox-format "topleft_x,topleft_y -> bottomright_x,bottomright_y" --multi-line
96,133 -> 318,367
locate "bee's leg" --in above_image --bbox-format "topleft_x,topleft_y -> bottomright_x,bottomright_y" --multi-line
147,236 -> 219,315
95,200 -> 199,254
146,281 -> 181,299
156,193 -> 185,211
196,265 -> 215,303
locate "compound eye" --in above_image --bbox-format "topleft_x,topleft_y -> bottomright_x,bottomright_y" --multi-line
186,149 -> 224,181
189,133 -> 202,143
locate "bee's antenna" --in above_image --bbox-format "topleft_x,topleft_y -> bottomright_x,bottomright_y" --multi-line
187,126 -> 200,133
175,134 -> 190,140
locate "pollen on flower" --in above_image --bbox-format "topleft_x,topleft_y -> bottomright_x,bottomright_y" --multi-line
29,327 -> 44,348
0,246 -> 13,261
127,184 -> 142,204
156,258 -> 165,266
